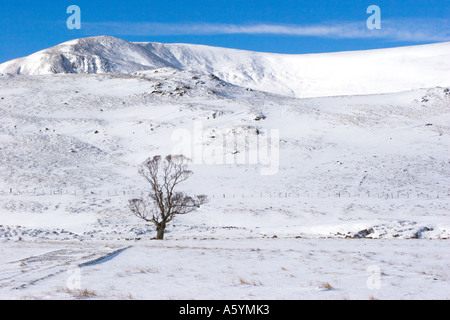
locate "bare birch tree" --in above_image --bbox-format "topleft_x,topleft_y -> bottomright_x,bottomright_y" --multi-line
128,155 -> 207,239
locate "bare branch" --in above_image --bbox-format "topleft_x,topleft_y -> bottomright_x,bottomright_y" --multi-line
128,198 -> 159,223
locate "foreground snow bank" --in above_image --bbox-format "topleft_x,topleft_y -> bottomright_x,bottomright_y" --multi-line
0,238 -> 448,300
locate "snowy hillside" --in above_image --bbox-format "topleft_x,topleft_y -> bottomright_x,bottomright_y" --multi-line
1,36 -> 449,97
0,70 -> 449,240
0,38 -> 449,299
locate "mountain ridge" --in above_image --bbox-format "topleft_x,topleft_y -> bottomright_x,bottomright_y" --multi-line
1,36 -> 449,98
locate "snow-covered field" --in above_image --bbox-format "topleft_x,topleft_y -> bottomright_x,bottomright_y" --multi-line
0,37 -> 449,299
1,238 -> 449,300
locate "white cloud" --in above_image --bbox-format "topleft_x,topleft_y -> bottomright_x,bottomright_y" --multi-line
82,18 -> 450,42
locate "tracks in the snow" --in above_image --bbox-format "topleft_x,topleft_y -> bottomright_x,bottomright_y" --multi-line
0,246 -> 130,290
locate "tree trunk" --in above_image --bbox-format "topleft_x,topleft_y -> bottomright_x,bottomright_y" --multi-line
156,222 -> 166,240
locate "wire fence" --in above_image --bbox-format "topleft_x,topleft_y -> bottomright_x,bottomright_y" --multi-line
0,188 -> 448,200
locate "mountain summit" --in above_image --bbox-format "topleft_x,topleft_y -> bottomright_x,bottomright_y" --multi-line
1,36 -> 449,97
0,36 -> 173,75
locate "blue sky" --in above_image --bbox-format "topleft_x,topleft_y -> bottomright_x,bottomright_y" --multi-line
0,0 -> 449,63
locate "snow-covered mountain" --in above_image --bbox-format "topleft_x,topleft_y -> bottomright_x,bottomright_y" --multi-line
0,36 -> 449,241
1,36 -> 449,98
1,36 -> 450,299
